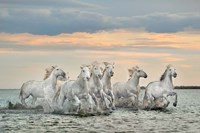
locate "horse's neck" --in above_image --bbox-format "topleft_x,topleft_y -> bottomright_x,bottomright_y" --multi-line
45,73 -> 57,89
77,76 -> 89,92
161,74 -> 173,89
92,74 -> 101,86
102,72 -> 111,88
127,73 -> 139,87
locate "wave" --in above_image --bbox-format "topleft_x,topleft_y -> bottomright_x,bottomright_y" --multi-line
0,101 -> 43,110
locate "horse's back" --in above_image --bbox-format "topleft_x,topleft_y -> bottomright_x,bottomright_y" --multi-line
113,82 -> 127,98
146,81 -> 165,98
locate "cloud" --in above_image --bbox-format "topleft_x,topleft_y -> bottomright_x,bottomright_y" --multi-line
0,29 -> 200,54
0,0 -> 200,35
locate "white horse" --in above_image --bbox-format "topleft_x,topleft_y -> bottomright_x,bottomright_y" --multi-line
19,66 -> 68,107
89,61 -> 112,111
143,65 -> 177,109
113,66 -> 147,108
53,65 -> 95,113
20,66 -> 66,113
101,62 -> 115,110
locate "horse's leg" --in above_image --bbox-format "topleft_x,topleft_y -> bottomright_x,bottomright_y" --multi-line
167,92 -> 177,107
143,91 -> 149,109
135,93 -> 139,107
100,90 -> 112,109
148,94 -> 156,109
21,97 -> 27,107
109,90 -> 116,110
79,93 -> 94,113
21,93 -> 29,107
73,95 -> 81,113
90,93 -> 99,112
127,90 -> 137,107
100,89 -> 112,102
42,99 -> 53,113
31,97 -> 37,107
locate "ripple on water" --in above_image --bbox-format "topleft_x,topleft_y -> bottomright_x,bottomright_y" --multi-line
0,89 -> 200,132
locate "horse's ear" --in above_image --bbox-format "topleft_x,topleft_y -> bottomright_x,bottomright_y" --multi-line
135,66 -> 139,69
92,61 -> 98,66
80,64 -> 86,69
132,67 -> 137,72
103,62 -> 109,66
45,68 -> 49,72
128,69 -> 133,76
87,65 -> 92,70
100,67 -> 104,72
167,64 -> 172,69
52,65 -> 57,69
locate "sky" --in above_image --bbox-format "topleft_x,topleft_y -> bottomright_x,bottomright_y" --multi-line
0,0 -> 200,89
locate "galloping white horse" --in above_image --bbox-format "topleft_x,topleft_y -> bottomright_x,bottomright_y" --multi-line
89,61 -> 112,111
143,65 -> 177,109
53,65 -> 94,113
20,67 -> 66,110
113,66 -> 147,107
101,62 -> 115,110
19,66 -> 68,107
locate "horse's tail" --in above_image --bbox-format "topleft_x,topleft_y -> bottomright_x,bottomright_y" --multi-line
143,88 -> 148,108
19,83 -> 25,99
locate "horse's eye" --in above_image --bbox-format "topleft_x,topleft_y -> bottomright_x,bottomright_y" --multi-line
56,69 -> 59,71
94,68 -> 97,70
83,70 -> 85,72
138,70 -> 140,72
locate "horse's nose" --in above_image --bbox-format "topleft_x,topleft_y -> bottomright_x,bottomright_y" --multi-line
98,74 -> 102,78
63,72 -> 66,77
174,73 -> 177,78
86,77 -> 90,81
144,74 -> 148,78
110,71 -> 114,77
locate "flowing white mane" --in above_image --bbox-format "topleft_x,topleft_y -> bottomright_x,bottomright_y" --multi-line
128,66 -> 139,79
160,64 -> 173,81
43,66 -> 57,80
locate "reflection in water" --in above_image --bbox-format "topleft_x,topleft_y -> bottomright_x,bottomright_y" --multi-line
0,89 -> 200,132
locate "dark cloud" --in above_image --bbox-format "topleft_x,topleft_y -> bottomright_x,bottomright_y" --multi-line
0,0 -> 200,34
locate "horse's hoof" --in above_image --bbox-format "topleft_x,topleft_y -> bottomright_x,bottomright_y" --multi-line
173,102 -> 177,107
111,106 -> 116,110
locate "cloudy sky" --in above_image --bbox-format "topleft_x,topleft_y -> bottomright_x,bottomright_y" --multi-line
0,0 -> 200,89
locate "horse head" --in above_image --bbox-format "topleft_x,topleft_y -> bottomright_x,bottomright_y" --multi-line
91,61 -> 103,79
103,62 -> 114,77
52,67 -> 66,79
167,64 -> 177,78
57,72 -> 70,81
80,65 -> 91,81
129,66 -> 147,79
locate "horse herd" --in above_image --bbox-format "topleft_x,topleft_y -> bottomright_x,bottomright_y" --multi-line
19,61 -> 178,114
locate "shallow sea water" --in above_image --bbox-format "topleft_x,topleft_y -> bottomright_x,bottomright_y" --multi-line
0,89 -> 200,132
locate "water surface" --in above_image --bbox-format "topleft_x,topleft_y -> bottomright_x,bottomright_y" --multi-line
0,89 -> 200,132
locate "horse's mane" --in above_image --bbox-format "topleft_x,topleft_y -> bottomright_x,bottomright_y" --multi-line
43,66 -> 56,80
160,64 -> 173,81
102,62 -> 112,76
160,69 -> 167,81
102,67 -> 107,77
128,66 -> 139,80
